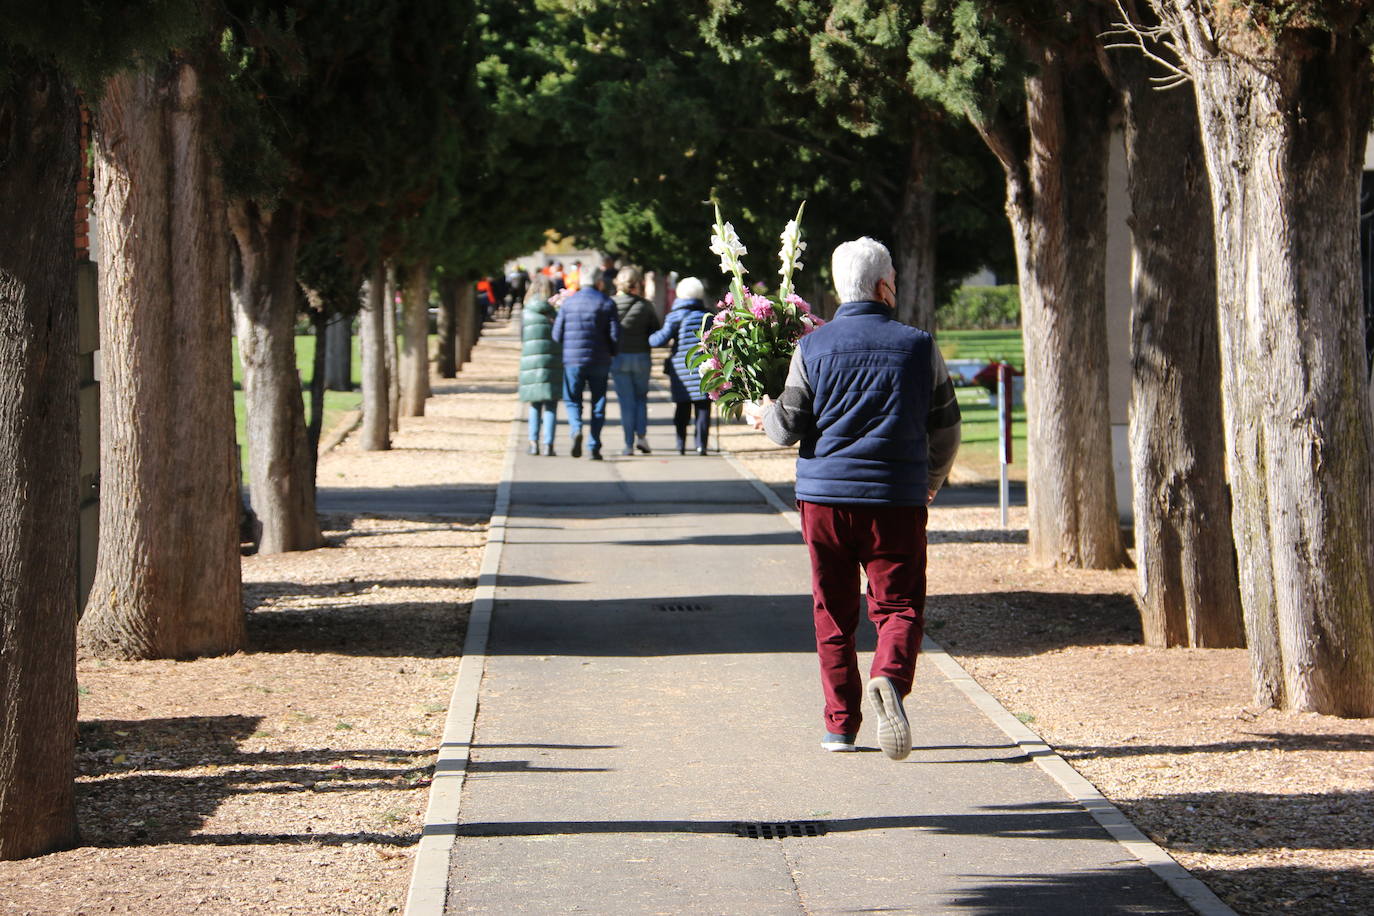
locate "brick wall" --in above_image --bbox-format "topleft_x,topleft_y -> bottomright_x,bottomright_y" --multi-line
75,103 -> 91,261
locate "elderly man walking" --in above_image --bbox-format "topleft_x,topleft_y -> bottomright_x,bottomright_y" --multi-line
746,237 -> 961,760
553,275 -> 620,460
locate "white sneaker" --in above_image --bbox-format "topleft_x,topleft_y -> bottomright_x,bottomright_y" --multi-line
867,677 -> 911,760
821,732 -> 857,752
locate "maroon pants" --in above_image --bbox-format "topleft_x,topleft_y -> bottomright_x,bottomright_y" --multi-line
798,500 -> 928,736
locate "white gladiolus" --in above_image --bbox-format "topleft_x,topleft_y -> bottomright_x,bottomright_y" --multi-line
777,201 -> 806,299
711,202 -> 750,308
709,221 -> 748,277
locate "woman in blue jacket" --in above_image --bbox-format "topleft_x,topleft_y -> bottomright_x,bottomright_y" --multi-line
519,275 -> 561,455
649,277 -> 713,455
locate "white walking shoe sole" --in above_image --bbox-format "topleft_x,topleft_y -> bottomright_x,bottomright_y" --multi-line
867,676 -> 911,761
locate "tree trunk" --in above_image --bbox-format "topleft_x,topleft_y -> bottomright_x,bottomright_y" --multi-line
229,199 -> 321,555
399,261 -> 431,416
1171,13 -> 1374,713
893,131 -> 937,332
82,60 -> 244,659
0,59 -> 81,861
457,281 -> 476,366
324,311 -> 352,391
436,275 -> 458,378
384,264 -> 400,432
984,48 -> 1126,569
1113,47 -> 1245,648
307,306 -> 328,456
359,266 -> 390,450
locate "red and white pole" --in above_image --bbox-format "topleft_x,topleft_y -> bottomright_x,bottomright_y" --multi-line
997,362 -> 1012,527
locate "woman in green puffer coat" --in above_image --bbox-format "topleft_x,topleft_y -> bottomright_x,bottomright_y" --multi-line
519,274 -> 562,455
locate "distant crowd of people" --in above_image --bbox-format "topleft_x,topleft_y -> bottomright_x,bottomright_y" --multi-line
513,258 -> 712,459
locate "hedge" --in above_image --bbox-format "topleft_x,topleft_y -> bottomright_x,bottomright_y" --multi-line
937,284 -> 1020,330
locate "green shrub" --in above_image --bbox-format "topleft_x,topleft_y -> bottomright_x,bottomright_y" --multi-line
937,284 -> 1020,330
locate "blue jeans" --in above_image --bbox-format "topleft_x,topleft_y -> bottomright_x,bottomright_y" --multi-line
610,352 -> 652,447
526,400 -> 557,445
562,363 -> 610,449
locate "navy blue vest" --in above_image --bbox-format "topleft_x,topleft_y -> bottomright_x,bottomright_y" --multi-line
795,301 -> 933,506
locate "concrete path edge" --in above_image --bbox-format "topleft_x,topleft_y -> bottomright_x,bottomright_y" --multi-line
403,405 -> 522,916
402,434 -> 1237,916
318,409 -> 362,456
723,452 -> 1236,916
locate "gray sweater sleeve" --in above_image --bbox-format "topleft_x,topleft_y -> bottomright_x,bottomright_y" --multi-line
927,346 -> 962,493
762,348 -> 814,446
763,343 -> 961,494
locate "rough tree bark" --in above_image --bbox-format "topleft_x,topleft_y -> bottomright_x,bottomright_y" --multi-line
457,281 -> 477,366
1112,43 -> 1244,647
324,311 -> 352,391
398,261 -> 431,417
436,275 -> 458,378
82,60 -> 244,660
358,265 -> 390,450
307,305 -> 328,456
976,46 -> 1126,569
384,264 -> 400,432
1159,7 -> 1374,713
893,131 -> 937,332
229,199 -> 322,554
0,59 -> 80,861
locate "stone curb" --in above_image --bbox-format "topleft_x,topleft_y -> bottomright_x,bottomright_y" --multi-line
403,403 -> 521,916
722,450 -> 1237,916
317,408 -> 361,455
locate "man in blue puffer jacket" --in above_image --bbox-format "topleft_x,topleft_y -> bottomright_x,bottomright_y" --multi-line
553,278 -> 621,460
746,237 -> 961,761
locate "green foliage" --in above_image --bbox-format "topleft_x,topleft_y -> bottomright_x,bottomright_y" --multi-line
937,283 -> 1020,329
703,0 -> 1013,295
907,1 -> 1027,125
217,0 -> 480,270
0,2 -> 202,91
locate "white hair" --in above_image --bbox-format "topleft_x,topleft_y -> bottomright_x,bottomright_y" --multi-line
831,237 -> 893,303
675,276 -> 705,300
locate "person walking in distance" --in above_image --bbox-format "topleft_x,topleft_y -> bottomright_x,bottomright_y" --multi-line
519,275 -> 561,456
553,268 -> 620,460
745,238 -> 961,759
649,277 -> 713,455
609,266 -> 661,456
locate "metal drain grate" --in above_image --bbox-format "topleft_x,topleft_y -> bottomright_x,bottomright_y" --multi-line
734,821 -> 827,840
654,602 -> 712,613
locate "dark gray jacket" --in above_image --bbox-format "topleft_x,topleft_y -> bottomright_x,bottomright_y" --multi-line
613,293 -> 661,355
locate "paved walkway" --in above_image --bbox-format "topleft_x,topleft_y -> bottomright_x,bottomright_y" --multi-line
423,318 -> 1213,915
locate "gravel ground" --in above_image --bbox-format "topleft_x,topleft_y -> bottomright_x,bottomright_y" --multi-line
720,419 -> 1374,916
0,320 -> 520,916
6,315 -> 1370,914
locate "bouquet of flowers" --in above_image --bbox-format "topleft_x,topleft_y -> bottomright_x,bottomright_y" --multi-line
687,201 -> 824,416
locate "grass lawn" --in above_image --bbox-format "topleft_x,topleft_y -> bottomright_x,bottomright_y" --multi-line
233,334 -> 363,478
938,329 -> 1026,482
938,328 -> 1023,370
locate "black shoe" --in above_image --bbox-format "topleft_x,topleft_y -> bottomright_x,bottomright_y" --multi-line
542,443 -> 556,457
589,447 -> 603,461
571,433 -> 583,458
527,442 -> 539,455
